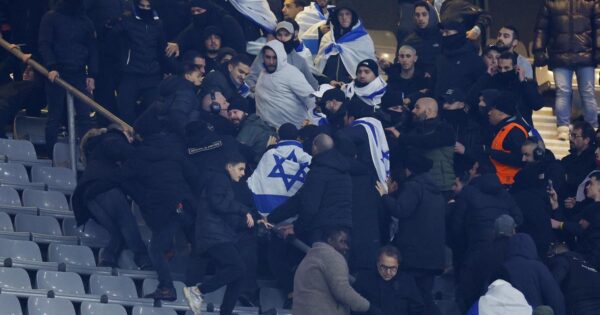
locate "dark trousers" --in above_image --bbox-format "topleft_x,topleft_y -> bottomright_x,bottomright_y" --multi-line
45,70 -> 95,154
148,209 -> 194,290
406,269 -> 441,315
198,242 -> 246,315
117,73 -> 161,124
87,188 -> 150,267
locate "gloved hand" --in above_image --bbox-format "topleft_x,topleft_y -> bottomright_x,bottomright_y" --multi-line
533,52 -> 548,67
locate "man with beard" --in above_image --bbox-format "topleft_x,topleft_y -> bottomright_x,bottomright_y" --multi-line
165,0 -> 245,58
282,0 -> 307,20
200,26 -> 225,74
434,19 -> 485,102
203,54 -> 253,101
319,87 -> 347,132
561,121 -> 597,197
254,40 -> 316,128
401,1 -> 442,77
247,20 -> 318,90
227,97 -> 275,163
385,45 -> 431,108
38,0 -> 97,154
495,25 -> 533,80
343,59 -> 388,110
468,52 -> 544,126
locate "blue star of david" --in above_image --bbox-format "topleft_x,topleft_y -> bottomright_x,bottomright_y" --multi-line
268,151 -> 309,191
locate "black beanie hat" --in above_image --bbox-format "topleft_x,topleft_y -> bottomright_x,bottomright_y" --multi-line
381,89 -> 405,110
489,91 -> 517,116
404,150 -> 433,175
356,59 -> 379,77
190,0 -> 211,9
439,19 -> 466,34
278,123 -> 299,140
227,97 -> 249,113
322,88 -> 346,103
202,26 -> 223,41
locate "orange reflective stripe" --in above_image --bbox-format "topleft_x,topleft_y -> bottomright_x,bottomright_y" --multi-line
490,122 -> 528,185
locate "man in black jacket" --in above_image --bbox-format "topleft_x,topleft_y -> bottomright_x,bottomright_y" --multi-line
165,0 -> 246,58
385,44 -> 431,108
110,0 -> 168,124
401,1 -> 442,77
0,65 -> 45,138
353,245 -> 424,315
562,121 -> 596,198
376,152 -> 445,315
268,133 -> 353,243
202,54 -> 253,101
38,0 -> 98,153
439,0 -> 491,43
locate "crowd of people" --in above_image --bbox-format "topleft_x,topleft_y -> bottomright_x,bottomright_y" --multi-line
2,0 -> 600,314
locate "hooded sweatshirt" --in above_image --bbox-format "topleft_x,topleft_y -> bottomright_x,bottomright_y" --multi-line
467,279 -> 532,315
255,40 -> 316,129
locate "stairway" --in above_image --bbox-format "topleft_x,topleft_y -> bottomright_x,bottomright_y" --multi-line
533,107 -> 570,159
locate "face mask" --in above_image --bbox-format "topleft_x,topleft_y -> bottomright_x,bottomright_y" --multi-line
138,8 -> 154,21
441,33 -> 466,51
193,14 -> 208,27
282,40 -> 296,54
495,71 -> 517,85
442,109 -> 467,124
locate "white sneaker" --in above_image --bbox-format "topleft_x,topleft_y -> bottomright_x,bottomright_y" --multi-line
557,126 -> 569,141
183,286 -> 203,315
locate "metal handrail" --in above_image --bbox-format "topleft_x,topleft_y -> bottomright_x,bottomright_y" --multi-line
0,37 -> 133,172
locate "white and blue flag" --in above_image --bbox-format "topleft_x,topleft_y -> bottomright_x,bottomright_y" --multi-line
344,76 -> 387,108
247,140 -> 312,215
351,117 -> 390,192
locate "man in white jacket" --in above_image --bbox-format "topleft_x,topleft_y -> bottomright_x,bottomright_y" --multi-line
255,40 -> 316,128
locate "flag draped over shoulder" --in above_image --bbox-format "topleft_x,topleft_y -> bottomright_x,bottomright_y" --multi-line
247,140 -> 312,215
351,117 -> 390,192
296,2 -> 332,37
314,20 -> 376,79
344,76 -> 387,108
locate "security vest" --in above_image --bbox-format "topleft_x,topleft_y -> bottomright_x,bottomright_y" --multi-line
490,122 -> 528,185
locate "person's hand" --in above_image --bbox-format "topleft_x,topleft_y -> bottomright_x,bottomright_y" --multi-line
48,70 -> 60,83
551,218 -> 562,229
466,26 -> 481,40
402,98 -> 411,106
580,219 -> 590,230
165,42 -> 179,58
277,224 -> 295,239
329,80 -> 343,88
266,135 -> 278,147
21,53 -> 31,63
564,197 -> 576,209
548,187 -> 559,210
375,181 -> 388,197
86,78 -> 95,93
257,216 -> 274,229
385,127 -> 400,138
122,127 -> 135,143
533,52 -> 548,67
516,66 -> 526,82
377,57 -> 391,70
319,23 -> 330,34
246,213 -> 255,228
454,142 -> 466,154
386,177 -> 398,194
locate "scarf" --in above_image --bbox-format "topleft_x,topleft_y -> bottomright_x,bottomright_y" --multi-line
351,117 -> 390,192
344,76 -> 387,108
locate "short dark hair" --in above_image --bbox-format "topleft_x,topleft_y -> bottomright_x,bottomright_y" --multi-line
182,50 -> 203,65
291,0 -> 308,7
501,25 -> 519,41
228,54 -> 253,68
378,245 -> 401,263
182,63 -> 201,75
498,51 -> 517,65
321,226 -> 350,242
225,152 -> 246,166
414,1 -> 430,11
573,121 -> 595,144
589,171 -> 600,182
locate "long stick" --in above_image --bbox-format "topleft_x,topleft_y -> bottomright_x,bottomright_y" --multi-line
0,37 -> 133,131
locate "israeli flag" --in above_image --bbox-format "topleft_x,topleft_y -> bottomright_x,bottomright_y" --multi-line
296,2 -> 333,37
300,20 -> 325,56
247,140 -> 312,215
351,117 -> 390,192
227,0 -> 277,33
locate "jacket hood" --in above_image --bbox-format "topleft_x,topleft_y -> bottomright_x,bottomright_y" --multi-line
470,173 -> 503,194
512,162 -> 545,192
158,75 -> 194,97
331,1 -> 359,39
262,40 -> 288,72
312,149 -> 351,172
412,172 -> 439,194
507,233 -> 538,260
477,280 -> 533,315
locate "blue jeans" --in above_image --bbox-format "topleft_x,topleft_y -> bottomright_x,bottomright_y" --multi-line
554,67 -> 598,127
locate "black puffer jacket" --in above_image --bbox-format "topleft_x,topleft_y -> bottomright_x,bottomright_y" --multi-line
533,0 -> 600,69
269,149 -> 353,237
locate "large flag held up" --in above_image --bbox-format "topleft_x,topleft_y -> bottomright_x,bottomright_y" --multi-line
351,117 -> 390,192
247,140 -> 312,215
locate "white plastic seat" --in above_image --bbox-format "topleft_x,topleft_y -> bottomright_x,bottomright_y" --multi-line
80,301 -> 127,315
62,217 -> 109,248
31,165 -> 76,194
0,186 -> 37,216
0,294 -> 22,315
27,296 -> 76,315
0,163 -> 44,191
35,270 -> 85,295
0,138 -> 51,167
14,214 -> 77,245
132,305 -> 177,315
48,243 -> 111,276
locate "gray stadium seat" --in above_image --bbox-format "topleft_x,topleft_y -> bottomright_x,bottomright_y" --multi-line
22,189 -> 73,219
203,286 -> 226,308
0,187 -> 37,216
0,238 -> 42,261
14,214 -> 77,245
0,211 -> 12,231
0,163 -> 44,191
80,302 -> 127,315
35,270 -> 85,295
31,166 -> 76,194
132,305 -> 177,315
0,294 -> 22,315
27,297 -> 76,315
0,267 -> 31,290
62,217 -> 110,248
259,287 -> 286,311
47,244 -> 111,276
142,279 -> 186,305
0,211 -> 29,241
114,250 -> 157,280
52,142 -> 84,171
89,274 -> 138,300
0,139 -> 51,167
13,115 -> 47,146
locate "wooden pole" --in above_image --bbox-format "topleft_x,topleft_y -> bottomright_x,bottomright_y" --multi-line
0,37 -> 133,132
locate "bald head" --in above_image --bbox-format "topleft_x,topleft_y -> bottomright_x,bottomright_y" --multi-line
412,97 -> 438,121
312,133 -> 334,155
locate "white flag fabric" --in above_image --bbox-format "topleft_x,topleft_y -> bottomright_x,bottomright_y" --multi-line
247,140 -> 312,215
296,2 -> 332,37
351,117 -> 390,191
300,20 -> 324,56
314,20 -> 376,79
227,0 -> 277,33
343,76 -> 388,108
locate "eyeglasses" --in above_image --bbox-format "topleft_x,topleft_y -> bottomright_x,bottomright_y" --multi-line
377,264 -> 398,273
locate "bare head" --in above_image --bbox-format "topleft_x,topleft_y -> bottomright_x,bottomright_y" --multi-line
312,133 -> 334,155
412,97 -> 438,121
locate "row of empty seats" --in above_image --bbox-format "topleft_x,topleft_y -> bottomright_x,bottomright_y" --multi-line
0,163 -> 75,194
